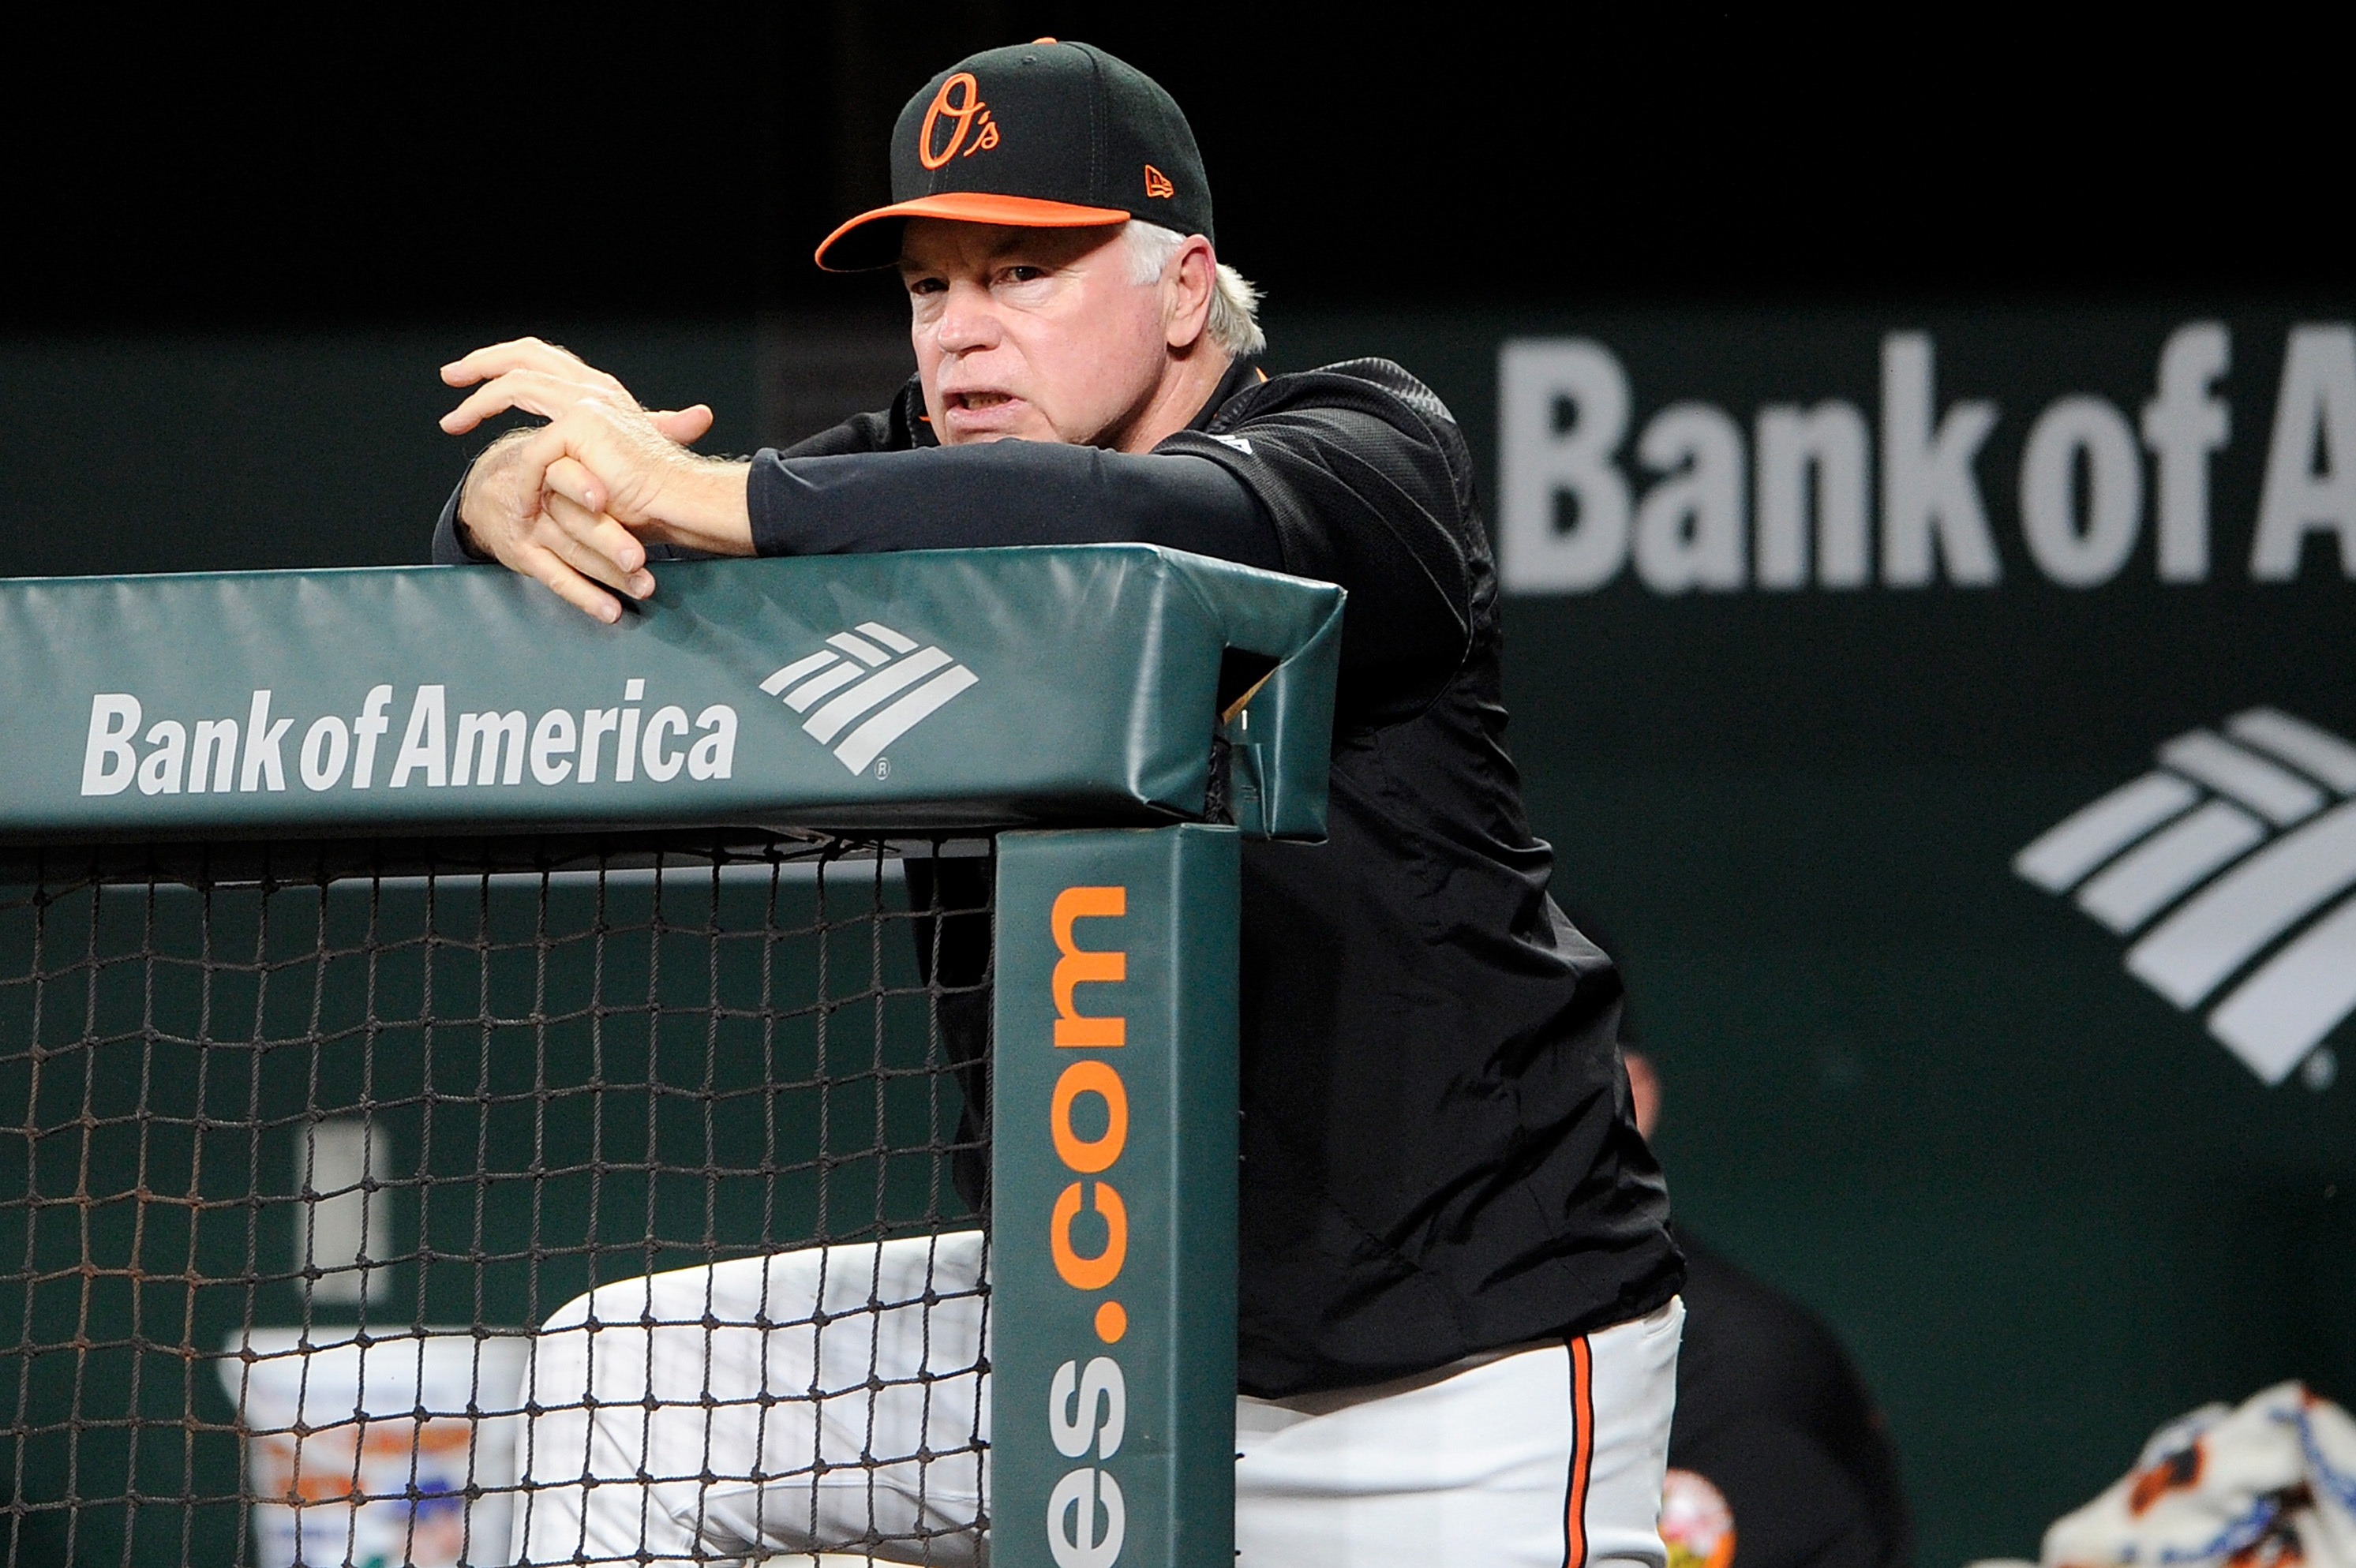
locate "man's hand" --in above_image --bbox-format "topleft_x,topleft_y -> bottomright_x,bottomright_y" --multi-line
440,339 -> 741,623
440,336 -> 714,442
513,398 -> 754,557
451,428 -> 661,621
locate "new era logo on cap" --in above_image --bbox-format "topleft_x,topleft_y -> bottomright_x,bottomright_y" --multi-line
760,622 -> 978,776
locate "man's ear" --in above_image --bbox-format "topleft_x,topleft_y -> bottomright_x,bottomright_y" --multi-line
1163,235 -> 1217,351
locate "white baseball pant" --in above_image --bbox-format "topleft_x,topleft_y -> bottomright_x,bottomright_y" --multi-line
508,1230 -> 1680,1568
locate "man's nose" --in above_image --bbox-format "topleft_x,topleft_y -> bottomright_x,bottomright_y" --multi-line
931,280 -> 1001,356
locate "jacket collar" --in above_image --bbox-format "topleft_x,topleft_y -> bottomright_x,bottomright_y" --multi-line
1185,354 -> 1264,432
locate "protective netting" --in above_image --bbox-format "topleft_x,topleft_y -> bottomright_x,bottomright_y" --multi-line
0,833 -> 995,1566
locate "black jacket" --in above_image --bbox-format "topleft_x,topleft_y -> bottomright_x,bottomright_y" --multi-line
436,354 -> 1683,1396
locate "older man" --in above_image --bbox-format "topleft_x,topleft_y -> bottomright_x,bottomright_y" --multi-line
437,39 -> 1682,1568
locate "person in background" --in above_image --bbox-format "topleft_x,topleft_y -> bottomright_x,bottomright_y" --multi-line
1627,1046 -> 1915,1568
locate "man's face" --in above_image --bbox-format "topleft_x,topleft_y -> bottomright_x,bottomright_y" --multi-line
899,219 -> 1174,450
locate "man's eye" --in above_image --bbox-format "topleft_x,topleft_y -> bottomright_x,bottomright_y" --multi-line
1003,266 -> 1046,283
907,277 -> 946,295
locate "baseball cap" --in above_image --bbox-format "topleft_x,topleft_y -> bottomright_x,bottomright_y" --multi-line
814,39 -> 1215,272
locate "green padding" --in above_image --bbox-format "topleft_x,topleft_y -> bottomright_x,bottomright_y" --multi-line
991,826 -> 1241,1568
0,546 -> 1342,844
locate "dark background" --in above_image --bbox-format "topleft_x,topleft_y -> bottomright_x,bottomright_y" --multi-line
4,9 -> 2353,1567
3,7 -> 2342,330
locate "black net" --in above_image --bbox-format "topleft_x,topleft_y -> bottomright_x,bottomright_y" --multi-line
0,833 -> 996,1566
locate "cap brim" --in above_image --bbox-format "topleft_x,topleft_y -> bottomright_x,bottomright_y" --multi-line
815,193 -> 1135,272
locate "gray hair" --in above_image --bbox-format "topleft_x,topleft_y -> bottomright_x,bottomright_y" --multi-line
1122,221 -> 1265,358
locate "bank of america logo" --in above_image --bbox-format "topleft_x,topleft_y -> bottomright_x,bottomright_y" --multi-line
2014,709 -> 2356,1086
759,622 -> 977,777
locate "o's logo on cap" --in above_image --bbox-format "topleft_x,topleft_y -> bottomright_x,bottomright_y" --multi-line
920,72 -> 1001,168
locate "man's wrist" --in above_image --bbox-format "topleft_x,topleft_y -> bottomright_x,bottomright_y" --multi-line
456,428 -> 537,559
450,501 -> 495,562
643,455 -> 756,556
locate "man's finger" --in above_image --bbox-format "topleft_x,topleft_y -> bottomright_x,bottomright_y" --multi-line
542,454 -> 611,522
440,336 -> 573,387
515,402 -> 685,531
648,405 -> 717,444
516,542 -> 627,625
440,337 -> 626,396
440,371 -> 614,435
439,370 -> 584,434
544,492 -> 654,598
540,521 -> 648,601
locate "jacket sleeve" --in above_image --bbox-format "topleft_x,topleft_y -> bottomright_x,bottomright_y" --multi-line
747,440 -> 1284,570
429,399 -> 913,566
430,482 -> 483,565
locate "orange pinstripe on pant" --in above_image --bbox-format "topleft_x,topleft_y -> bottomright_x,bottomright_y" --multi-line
1564,1333 -> 1595,1568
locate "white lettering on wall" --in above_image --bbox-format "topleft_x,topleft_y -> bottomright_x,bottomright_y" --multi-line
1755,402 -> 1871,589
1499,339 -> 1633,592
454,710 -> 526,788
688,705 -> 737,780
190,717 -> 238,795
390,684 -> 448,788
2141,322 -> 2231,582
1880,333 -> 2002,587
579,707 -> 622,784
140,720 -> 186,795
642,705 -> 691,782
2021,395 -> 2143,588
615,677 -> 645,783
81,681 -> 740,803
2252,324 -> 2356,581
1047,1468 -> 1126,1568
1634,402 -> 1746,593
352,684 -> 395,789
1049,1357 -> 1127,1460
531,709 -> 577,784
300,717 -> 350,791
81,694 -> 140,796
240,690 -> 293,792
1496,320 -> 2356,596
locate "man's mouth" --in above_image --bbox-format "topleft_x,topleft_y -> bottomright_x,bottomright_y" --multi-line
948,391 -> 1015,410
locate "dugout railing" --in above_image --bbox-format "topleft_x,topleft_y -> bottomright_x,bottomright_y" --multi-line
0,545 -> 1344,1568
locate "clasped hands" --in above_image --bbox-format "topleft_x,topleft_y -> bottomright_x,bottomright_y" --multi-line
440,339 -> 755,623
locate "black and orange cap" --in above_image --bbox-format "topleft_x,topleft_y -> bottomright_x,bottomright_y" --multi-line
815,39 -> 1215,271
